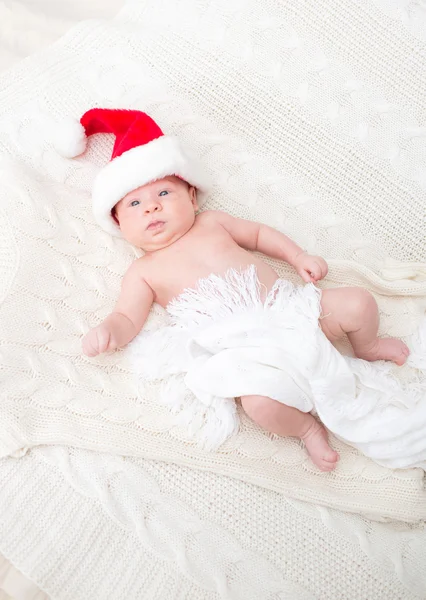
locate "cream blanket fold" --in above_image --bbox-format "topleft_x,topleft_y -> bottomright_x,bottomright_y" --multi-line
132,266 -> 426,469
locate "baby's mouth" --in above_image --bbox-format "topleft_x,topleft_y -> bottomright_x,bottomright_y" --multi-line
146,220 -> 165,231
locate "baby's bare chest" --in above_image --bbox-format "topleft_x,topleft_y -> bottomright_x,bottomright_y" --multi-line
144,228 -> 273,306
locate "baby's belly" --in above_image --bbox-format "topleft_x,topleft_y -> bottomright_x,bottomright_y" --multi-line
155,250 -> 280,307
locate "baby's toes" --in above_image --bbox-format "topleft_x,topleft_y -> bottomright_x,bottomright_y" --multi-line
324,448 -> 339,463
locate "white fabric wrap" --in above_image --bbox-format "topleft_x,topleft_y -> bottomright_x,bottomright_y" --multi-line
132,267 -> 426,470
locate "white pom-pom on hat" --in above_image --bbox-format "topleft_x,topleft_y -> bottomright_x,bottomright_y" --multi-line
52,116 -> 87,158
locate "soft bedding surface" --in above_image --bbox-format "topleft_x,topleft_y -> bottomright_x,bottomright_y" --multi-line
0,0 -> 426,598
1,0 -> 425,521
0,0 -> 121,71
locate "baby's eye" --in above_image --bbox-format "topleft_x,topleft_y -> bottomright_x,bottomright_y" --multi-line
159,190 -> 169,197
130,200 -> 140,207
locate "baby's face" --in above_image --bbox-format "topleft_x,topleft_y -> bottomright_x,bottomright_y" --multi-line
113,176 -> 198,250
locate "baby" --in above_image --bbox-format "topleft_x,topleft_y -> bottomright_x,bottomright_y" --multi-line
82,173 -> 410,471
65,107 -> 409,471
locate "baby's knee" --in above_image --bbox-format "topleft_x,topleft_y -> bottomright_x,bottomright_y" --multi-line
345,288 -> 377,320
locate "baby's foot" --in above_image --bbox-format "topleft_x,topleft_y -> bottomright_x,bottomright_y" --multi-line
355,337 -> 410,366
301,420 -> 339,472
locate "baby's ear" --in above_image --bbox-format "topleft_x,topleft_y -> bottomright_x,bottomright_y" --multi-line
111,206 -> 120,227
189,186 -> 199,210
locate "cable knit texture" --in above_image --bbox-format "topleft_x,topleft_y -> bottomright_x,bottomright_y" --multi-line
0,448 -> 425,600
1,0 -> 426,534
1,1 -> 426,598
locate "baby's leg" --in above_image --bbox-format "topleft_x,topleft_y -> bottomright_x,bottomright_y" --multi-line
320,287 -> 409,365
241,395 -> 339,471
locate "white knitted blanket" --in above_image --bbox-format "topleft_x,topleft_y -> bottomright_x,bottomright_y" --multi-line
1,0 -> 426,543
1,1 -> 426,597
1,446 -> 426,600
0,0 -> 121,71
1,0 -> 426,520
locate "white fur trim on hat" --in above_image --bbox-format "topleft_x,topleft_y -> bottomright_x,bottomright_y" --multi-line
92,136 -> 210,236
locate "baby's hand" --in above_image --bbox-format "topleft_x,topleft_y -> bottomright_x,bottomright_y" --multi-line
294,252 -> 328,283
82,323 -> 119,357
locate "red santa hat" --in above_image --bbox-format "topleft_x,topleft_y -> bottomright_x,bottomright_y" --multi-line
54,108 -> 210,236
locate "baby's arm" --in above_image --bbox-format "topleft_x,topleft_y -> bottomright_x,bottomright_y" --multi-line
205,210 -> 328,282
82,260 -> 154,357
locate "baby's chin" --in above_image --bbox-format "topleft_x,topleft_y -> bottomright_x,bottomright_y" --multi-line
131,229 -> 183,252
120,217 -> 195,250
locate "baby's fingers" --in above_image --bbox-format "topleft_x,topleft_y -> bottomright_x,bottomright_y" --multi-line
96,329 -> 111,354
82,336 -> 99,357
309,262 -> 322,281
300,269 -> 316,283
318,259 -> 328,278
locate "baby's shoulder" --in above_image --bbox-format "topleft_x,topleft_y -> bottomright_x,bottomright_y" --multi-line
124,255 -> 150,277
196,209 -> 228,226
119,256 -> 154,291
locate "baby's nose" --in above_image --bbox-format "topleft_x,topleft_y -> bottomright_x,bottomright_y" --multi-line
145,201 -> 160,214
